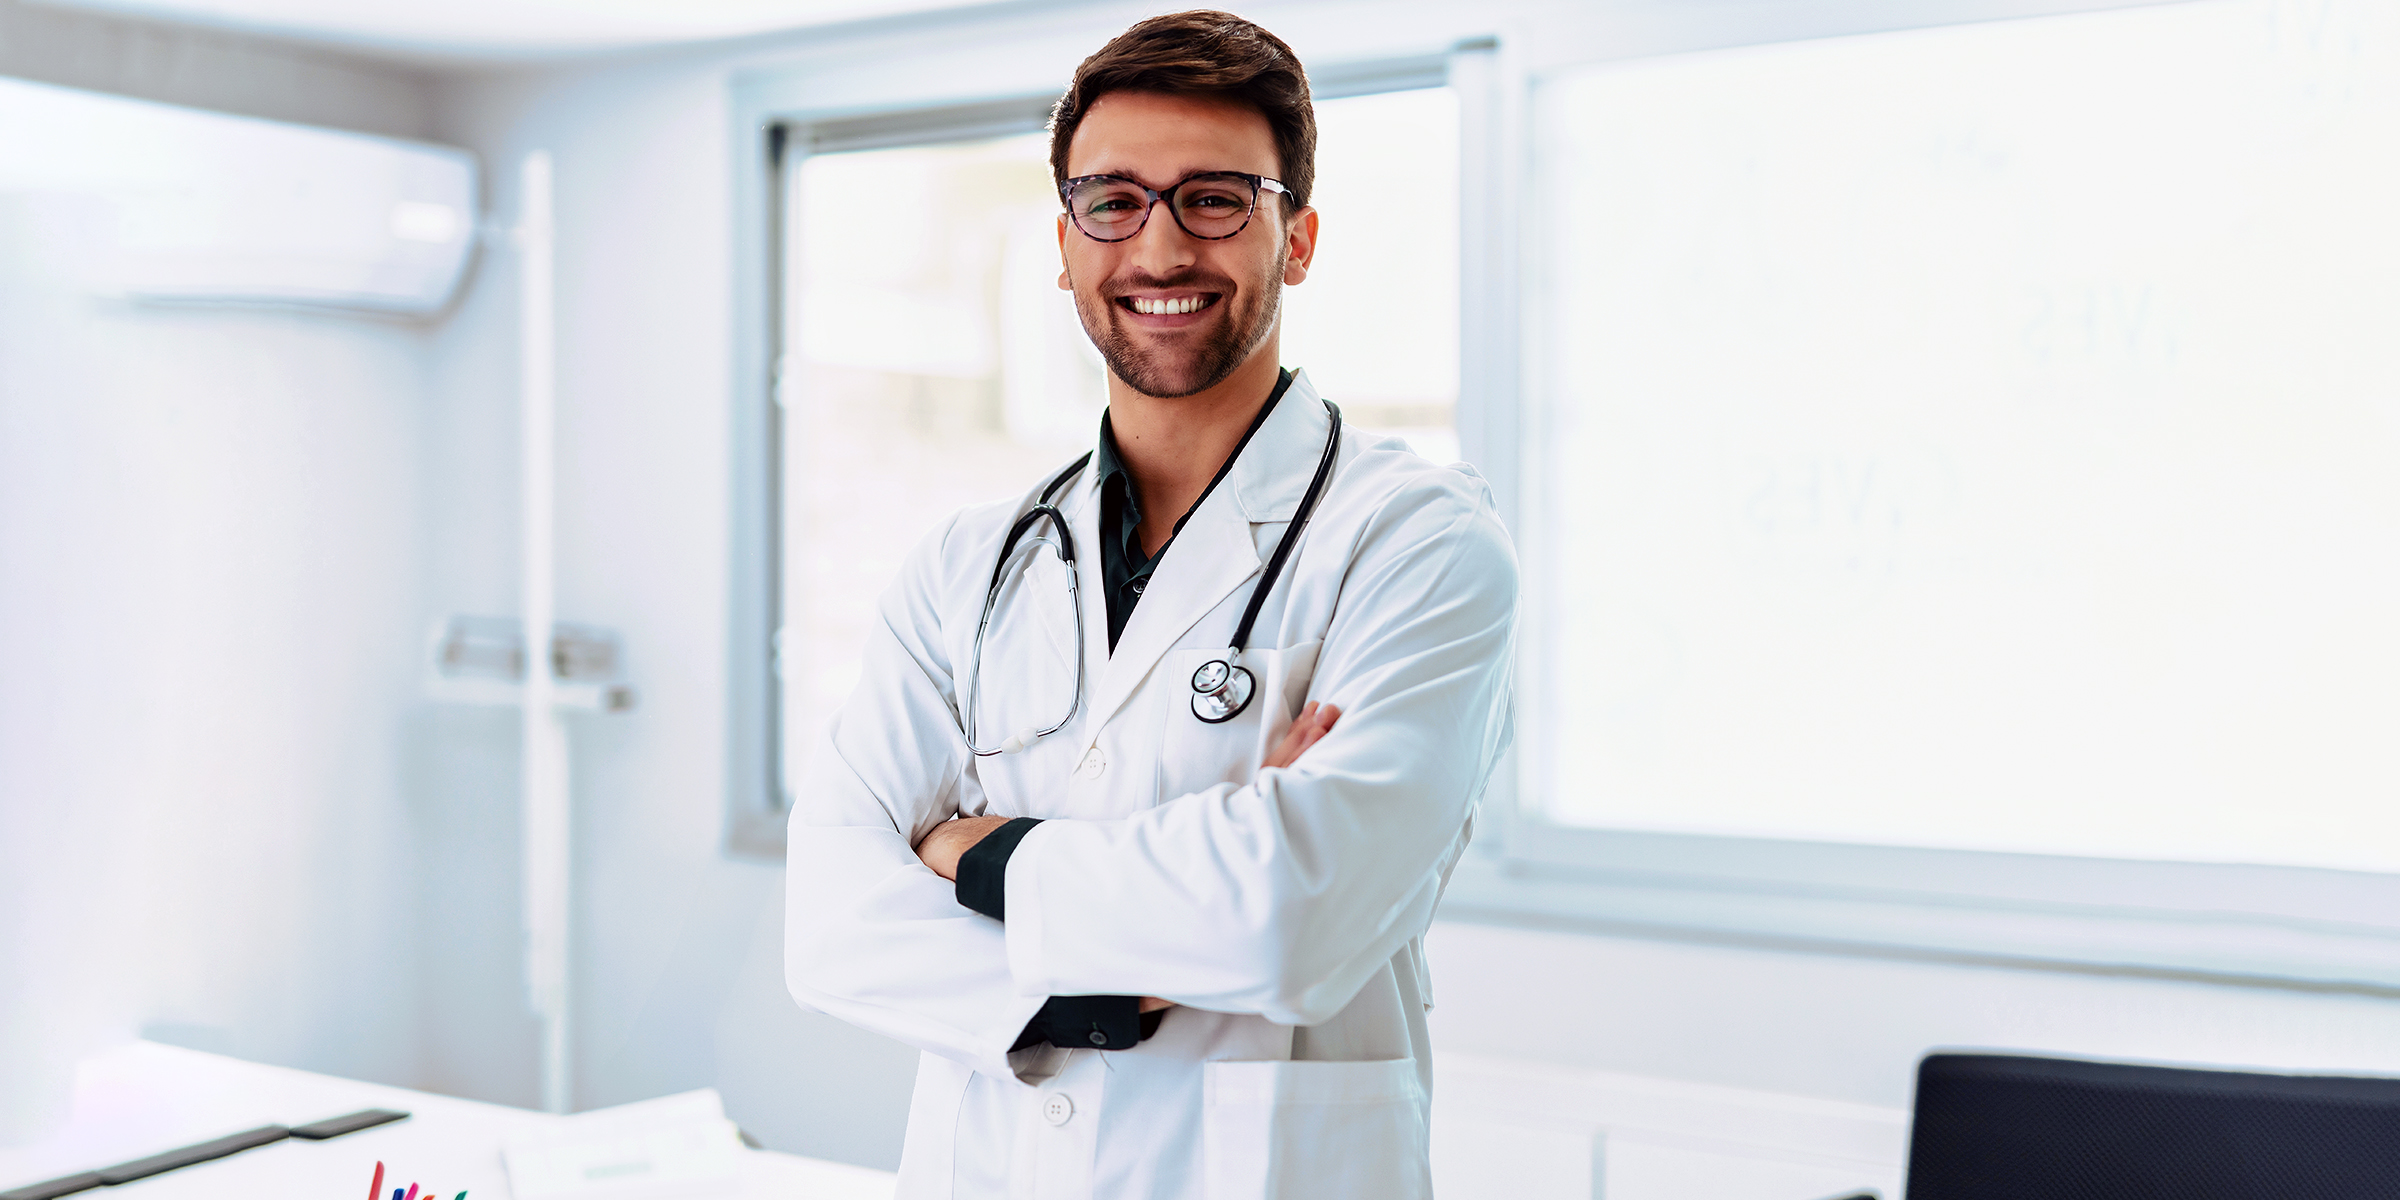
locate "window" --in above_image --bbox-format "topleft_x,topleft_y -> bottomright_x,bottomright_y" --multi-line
768,86 -> 1461,813
1520,0 -> 2400,875
775,129 -> 1097,803
1281,87 -> 1460,465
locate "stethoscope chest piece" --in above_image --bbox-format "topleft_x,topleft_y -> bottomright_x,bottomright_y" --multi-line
1190,657 -> 1255,724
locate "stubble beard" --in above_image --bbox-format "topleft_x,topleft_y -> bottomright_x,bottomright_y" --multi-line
1071,248 -> 1286,400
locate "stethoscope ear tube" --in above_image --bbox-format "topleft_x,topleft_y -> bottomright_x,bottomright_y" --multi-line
987,505 -> 1076,596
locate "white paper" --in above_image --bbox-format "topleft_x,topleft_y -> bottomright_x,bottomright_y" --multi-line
503,1090 -> 743,1200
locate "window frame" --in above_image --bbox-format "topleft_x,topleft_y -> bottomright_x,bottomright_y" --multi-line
1449,4 -> 2400,997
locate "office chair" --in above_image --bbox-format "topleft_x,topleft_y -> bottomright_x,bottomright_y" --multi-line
1900,1051 -> 2400,1199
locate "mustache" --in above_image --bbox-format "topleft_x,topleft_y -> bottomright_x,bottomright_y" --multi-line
1103,269 -> 1236,297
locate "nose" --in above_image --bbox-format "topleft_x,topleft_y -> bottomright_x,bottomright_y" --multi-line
1125,197 -> 1197,276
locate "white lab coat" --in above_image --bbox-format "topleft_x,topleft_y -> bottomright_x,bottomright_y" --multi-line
784,370 -> 1518,1200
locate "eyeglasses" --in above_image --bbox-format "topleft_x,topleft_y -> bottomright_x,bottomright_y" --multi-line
1060,171 -> 1291,243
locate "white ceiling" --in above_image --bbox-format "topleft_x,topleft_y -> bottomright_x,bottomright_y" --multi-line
31,0 -> 995,61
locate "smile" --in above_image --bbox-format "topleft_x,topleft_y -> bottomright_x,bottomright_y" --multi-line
1121,295 -> 1218,316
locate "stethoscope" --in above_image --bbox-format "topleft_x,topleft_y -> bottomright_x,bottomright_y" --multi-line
960,400 -> 1343,755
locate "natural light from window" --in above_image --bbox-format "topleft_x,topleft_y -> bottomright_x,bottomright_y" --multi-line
1526,0 -> 2400,873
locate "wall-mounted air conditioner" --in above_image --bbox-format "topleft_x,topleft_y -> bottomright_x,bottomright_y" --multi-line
0,76 -> 476,316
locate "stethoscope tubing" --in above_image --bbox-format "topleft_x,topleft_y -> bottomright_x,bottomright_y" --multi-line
1227,401 -> 1343,659
1189,401 -> 1343,724
960,400 -> 1343,753
963,456 -> 1092,757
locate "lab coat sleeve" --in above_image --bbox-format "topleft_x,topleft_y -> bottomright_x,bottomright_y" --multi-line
783,512 -> 1049,1079
1000,472 -> 1518,1026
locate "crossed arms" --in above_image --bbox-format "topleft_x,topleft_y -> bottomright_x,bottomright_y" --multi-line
911,702 -> 1343,1028
783,479 -> 1516,1079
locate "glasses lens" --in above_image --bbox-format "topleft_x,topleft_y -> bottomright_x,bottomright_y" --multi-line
1068,178 -> 1151,238
1171,174 -> 1258,238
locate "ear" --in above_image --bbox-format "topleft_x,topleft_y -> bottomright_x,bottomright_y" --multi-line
1056,213 -> 1073,291
1281,205 -> 1319,286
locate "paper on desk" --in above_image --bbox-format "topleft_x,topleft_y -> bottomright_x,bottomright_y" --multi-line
503,1090 -> 742,1200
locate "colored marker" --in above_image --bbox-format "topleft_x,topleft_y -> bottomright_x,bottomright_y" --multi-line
405,1185 -> 420,1200
369,1162 -> 384,1200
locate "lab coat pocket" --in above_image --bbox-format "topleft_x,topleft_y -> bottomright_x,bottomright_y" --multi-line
1157,640 -> 1321,799
1201,1058 -> 1430,1200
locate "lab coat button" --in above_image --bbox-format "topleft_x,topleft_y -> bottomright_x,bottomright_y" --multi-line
1041,1092 -> 1074,1126
1076,748 -> 1105,779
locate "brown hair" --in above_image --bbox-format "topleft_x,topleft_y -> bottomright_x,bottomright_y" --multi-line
1049,10 -> 1317,213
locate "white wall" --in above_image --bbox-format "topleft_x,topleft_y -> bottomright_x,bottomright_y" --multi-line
0,0 -> 433,140
0,11 -> 447,1137
1427,921 -> 2400,1198
0,187 -> 430,1133
1429,922 -> 2400,1102
415,60 -> 926,1155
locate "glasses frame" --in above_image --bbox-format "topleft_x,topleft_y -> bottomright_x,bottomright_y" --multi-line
1059,171 -> 1292,243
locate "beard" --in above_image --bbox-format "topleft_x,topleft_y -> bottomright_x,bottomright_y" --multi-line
1070,248 -> 1286,399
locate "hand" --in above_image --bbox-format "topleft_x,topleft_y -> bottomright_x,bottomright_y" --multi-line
1263,701 -> 1341,770
920,818 -> 1174,1014
914,814 -> 1013,882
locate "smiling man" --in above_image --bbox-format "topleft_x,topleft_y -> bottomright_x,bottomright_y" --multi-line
783,12 -> 1518,1199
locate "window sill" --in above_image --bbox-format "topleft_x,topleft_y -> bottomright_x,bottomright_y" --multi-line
1437,827 -> 2400,996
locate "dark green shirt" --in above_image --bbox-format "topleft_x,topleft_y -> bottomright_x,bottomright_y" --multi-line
1094,368 -> 1294,651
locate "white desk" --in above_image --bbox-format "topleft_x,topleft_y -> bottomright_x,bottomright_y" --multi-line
0,1042 -> 897,1200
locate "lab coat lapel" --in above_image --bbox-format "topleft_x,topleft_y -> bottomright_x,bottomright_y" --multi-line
1084,372 -> 1332,734
1060,467 -> 1110,735
1086,488 -> 1260,735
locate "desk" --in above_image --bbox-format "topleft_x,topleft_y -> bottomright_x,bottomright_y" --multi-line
0,1042 -> 897,1199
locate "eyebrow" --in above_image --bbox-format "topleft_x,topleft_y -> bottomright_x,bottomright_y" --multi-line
1065,168 -> 1264,190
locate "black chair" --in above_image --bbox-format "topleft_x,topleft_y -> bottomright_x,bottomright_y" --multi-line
1902,1051 -> 2400,1199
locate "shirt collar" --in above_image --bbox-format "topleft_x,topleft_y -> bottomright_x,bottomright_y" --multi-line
1093,367 -> 1294,537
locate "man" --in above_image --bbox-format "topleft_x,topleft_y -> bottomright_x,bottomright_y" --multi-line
784,11 -> 1516,1198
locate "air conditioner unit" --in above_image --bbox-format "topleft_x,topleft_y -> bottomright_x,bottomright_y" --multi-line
0,76 -> 477,316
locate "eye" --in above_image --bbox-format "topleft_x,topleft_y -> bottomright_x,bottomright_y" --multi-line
1179,173 -> 1258,210
1070,180 -> 1149,220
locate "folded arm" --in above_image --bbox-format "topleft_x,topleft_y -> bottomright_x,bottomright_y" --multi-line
912,703 -> 1345,1032
998,482 -> 1518,1025
781,514 -> 1049,1078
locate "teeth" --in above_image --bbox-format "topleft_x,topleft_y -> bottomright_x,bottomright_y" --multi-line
1133,296 -> 1205,315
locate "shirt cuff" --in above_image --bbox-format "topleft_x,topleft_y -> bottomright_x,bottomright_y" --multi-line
1010,994 -> 1152,1051
954,817 -> 1042,920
